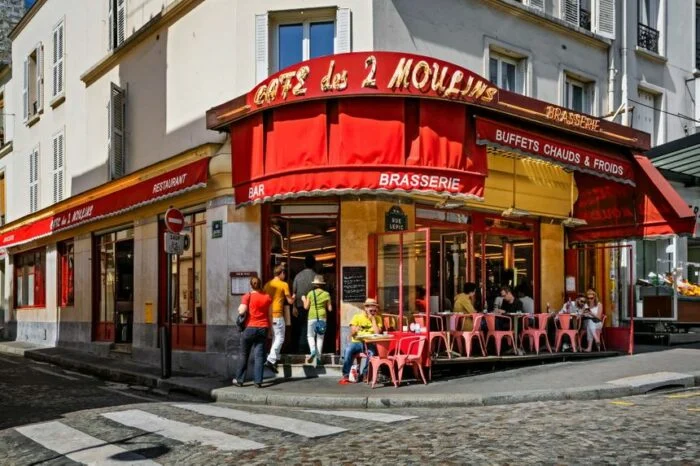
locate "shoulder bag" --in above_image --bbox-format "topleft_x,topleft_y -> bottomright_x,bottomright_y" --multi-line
236,293 -> 249,332
312,290 -> 327,335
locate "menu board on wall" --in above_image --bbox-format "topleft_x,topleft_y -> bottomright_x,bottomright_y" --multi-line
342,266 -> 367,303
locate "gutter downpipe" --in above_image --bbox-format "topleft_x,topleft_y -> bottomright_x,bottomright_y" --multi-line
621,0 -> 630,126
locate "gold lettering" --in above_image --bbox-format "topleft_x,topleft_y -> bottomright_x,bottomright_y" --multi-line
266,78 -> 279,102
332,70 -> 348,90
461,76 -> 474,97
253,85 -> 268,105
553,108 -> 563,121
362,55 -> 377,88
468,80 -> 489,100
431,63 -> 448,94
411,60 -> 431,91
320,60 -> 336,92
293,66 -> 309,96
278,72 -> 295,100
592,120 -> 600,131
545,106 -> 556,119
388,58 -> 413,89
443,70 -> 464,97
481,87 -> 498,102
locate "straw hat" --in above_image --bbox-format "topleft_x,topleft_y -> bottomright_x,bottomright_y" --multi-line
311,275 -> 326,285
363,298 -> 379,308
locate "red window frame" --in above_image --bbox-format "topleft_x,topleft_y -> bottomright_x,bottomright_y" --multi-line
14,247 -> 46,308
58,240 -> 75,307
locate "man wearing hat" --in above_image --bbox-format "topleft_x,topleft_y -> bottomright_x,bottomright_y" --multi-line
339,298 -> 383,385
301,274 -> 332,365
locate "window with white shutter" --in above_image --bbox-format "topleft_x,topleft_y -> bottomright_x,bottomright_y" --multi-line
563,0 -> 581,26
52,131 -> 65,204
35,44 -> 44,113
108,83 -> 126,180
22,58 -> 28,121
109,0 -> 126,50
24,45 -> 43,122
638,0 -> 661,53
594,0 -> 615,39
564,74 -> 595,115
524,0 -> 545,11
268,8 -> 351,74
29,148 -> 39,213
52,21 -> 65,98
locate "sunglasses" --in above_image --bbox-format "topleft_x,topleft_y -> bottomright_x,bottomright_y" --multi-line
587,296 -> 595,300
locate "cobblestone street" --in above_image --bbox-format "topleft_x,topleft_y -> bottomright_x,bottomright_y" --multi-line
1,350 -> 699,465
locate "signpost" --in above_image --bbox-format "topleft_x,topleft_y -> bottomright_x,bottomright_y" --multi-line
161,208 -> 186,379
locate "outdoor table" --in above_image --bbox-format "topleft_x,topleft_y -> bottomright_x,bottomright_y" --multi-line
436,312 -> 456,356
357,334 -> 396,358
504,312 -> 528,353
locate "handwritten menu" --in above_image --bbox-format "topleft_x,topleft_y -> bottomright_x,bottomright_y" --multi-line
342,266 -> 367,303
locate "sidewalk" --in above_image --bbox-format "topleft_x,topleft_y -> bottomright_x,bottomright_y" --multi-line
2,340 -> 699,409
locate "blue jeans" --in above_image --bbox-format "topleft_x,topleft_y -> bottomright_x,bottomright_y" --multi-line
236,327 -> 267,384
342,342 -> 376,377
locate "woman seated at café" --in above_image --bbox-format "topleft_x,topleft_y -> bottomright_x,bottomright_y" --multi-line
453,282 -> 478,331
582,289 -> 604,352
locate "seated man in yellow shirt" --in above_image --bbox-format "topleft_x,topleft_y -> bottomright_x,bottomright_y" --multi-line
339,298 -> 382,385
453,282 -> 478,331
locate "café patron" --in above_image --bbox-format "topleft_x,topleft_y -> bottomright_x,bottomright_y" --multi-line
207,51 -> 694,359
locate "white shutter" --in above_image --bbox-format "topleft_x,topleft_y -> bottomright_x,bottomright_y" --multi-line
108,0 -> 114,50
22,58 -> 28,121
255,13 -> 268,82
35,44 -> 44,113
335,8 -> 351,54
594,0 -> 615,39
52,22 -> 65,97
564,0 -> 580,26
527,0 -> 545,11
53,132 -> 64,203
116,0 -> 126,47
109,83 -> 125,179
29,149 -> 39,213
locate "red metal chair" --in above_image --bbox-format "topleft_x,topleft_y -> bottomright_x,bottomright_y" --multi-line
520,313 -> 552,355
391,335 -> 427,385
366,339 -> 398,388
483,314 -> 515,356
554,314 -> 581,352
452,313 -> 486,357
579,314 -> 607,351
413,315 -> 450,358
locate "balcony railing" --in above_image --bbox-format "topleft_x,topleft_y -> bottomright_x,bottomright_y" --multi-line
638,23 -> 660,54
579,7 -> 591,30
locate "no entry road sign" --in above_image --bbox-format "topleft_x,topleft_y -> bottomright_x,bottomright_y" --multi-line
164,208 -> 185,234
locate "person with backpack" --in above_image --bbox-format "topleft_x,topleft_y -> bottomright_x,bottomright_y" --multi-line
302,275 -> 332,365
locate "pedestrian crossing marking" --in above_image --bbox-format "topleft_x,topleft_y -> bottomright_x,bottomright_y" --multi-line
667,392 -> 700,399
174,403 -> 347,438
304,409 -> 418,423
15,420 -> 160,465
688,407 -> 700,412
29,365 -> 79,381
102,409 -> 265,451
609,400 -> 635,407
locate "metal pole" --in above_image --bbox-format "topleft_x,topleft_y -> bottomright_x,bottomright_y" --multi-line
161,251 -> 172,378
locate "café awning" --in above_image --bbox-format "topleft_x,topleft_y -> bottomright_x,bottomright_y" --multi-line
0,158 -> 209,249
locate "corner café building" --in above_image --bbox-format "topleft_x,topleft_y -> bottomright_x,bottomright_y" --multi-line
0,52 -> 693,377
207,51 -> 694,359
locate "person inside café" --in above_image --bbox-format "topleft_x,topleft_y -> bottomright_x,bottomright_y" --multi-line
582,288 -> 604,352
339,298 -> 383,385
492,286 -> 522,331
548,293 -> 586,350
453,282 -> 478,331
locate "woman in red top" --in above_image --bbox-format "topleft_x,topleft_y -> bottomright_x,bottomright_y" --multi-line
233,276 -> 272,388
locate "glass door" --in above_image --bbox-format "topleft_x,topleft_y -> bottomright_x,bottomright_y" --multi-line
440,232 -> 468,313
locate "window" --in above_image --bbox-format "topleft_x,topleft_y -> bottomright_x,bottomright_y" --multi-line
634,88 -> 661,146
256,8 -> 351,81
108,83 -> 125,179
108,0 -> 125,50
0,89 -> 5,146
52,130 -> 64,203
23,44 -> 44,121
488,52 -> 525,94
638,0 -> 661,53
58,240 -> 74,307
52,21 -> 65,99
29,147 -> 39,213
0,172 -> 5,226
15,248 -> 46,308
696,3 -> 700,69
565,76 -> 594,114
562,0 -> 615,38
517,0 -> 545,11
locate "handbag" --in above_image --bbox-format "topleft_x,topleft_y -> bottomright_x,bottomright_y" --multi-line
312,290 -> 326,335
236,293 -> 249,332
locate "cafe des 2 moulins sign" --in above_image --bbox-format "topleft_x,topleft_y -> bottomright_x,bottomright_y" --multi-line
386,206 -> 408,232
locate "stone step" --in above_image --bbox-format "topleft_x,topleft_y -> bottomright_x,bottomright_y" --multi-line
277,363 -> 344,379
279,353 -> 341,365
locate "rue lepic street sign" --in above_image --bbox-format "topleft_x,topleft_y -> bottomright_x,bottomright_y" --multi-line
164,207 -> 185,234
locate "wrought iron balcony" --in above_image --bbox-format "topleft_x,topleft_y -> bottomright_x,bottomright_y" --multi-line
579,7 -> 591,30
638,23 -> 660,54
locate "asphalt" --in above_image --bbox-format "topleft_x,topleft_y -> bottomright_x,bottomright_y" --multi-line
2,340 -> 700,409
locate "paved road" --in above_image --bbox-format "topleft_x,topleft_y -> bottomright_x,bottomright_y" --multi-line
1,352 -> 699,464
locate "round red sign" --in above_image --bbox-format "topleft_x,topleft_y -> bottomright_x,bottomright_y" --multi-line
164,208 -> 185,234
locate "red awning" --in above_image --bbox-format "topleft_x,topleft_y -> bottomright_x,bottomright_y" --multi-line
231,99 -> 487,206
475,117 -> 635,185
570,154 -> 695,242
0,158 -> 209,249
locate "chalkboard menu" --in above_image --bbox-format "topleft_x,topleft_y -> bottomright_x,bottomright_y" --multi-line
342,266 -> 367,303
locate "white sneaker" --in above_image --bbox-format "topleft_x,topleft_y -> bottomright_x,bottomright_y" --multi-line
562,343 -> 571,351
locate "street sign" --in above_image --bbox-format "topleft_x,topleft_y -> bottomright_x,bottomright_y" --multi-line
164,208 -> 185,234
164,232 -> 185,255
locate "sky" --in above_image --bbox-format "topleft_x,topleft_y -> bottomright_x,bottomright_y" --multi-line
25,0 -> 36,9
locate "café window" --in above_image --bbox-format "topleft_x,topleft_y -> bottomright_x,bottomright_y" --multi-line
564,75 -> 594,115
488,52 -> 526,95
15,248 -> 46,308
58,240 -> 74,307
256,8 -> 351,80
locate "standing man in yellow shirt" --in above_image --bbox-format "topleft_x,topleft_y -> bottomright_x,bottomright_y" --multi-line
263,265 -> 295,373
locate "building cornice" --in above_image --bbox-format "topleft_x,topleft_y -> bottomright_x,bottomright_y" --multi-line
81,0 -> 204,87
480,0 -> 612,50
9,0 -> 48,40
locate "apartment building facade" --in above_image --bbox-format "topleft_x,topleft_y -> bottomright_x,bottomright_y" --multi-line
0,0 -> 695,375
